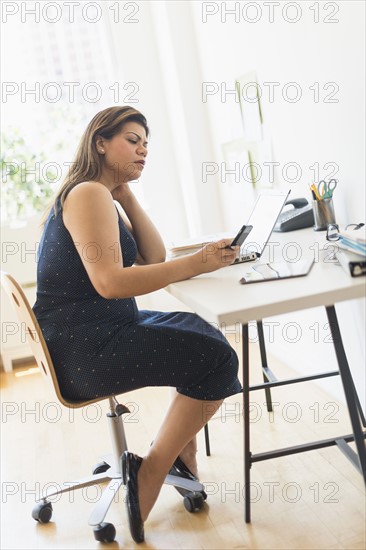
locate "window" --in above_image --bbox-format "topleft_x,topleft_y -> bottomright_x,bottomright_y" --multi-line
2,4 -> 123,215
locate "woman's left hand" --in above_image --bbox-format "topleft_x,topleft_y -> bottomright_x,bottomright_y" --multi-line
111,183 -> 133,204
111,181 -> 166,264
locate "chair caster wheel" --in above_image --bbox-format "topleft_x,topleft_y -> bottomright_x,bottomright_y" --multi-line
93,522 -> 116,543
32,502 -> 53,523
92,461 -> 109,475
183,492 -> 205,513
174,484 -> 207,507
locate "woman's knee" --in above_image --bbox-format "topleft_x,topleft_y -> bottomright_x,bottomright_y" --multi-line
215,341 -> 239,376
227,347 -> 239,376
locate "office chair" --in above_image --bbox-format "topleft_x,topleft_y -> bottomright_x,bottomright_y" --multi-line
1,272 -> 207,543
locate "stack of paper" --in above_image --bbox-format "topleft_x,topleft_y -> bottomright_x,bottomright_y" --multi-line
336,227 -> 366,257
168,232 -> 234,258
335,226 -> 366,277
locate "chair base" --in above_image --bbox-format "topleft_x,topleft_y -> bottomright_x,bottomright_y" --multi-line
32,397 -> 207,542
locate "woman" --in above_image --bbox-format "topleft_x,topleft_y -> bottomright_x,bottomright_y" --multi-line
33,106 -> 242,543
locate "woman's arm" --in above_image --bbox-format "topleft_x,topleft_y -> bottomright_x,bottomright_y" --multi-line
112,184 -> 166,265
63,182 -> 237,300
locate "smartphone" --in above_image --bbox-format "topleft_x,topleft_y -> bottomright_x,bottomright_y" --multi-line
227,225 -> 253,249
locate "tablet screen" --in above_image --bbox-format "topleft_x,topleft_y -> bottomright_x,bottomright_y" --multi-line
239,256 -> 314,284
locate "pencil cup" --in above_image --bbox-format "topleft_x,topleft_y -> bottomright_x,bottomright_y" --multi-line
312,198 -> 336,231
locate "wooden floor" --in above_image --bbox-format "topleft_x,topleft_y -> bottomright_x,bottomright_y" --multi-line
1,340 -> 365,550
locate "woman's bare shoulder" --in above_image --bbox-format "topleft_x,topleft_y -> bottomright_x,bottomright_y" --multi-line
65,182 -> 112,206
63,182 -> 116,223
68,181 -> 109,196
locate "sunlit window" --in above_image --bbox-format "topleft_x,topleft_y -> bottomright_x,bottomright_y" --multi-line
1,4 -> 123,221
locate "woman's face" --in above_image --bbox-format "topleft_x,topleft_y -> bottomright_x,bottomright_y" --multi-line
98,122 -> 148,183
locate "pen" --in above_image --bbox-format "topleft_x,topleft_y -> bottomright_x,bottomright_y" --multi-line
310,183 -> 322,201
309,183 -> 319,200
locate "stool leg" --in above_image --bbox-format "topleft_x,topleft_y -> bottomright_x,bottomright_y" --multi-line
349,375 -> 366,428
257,321 -> 273,412
242,323 -> 251,523
326,306 -> 366,484
204,424 -> 211,456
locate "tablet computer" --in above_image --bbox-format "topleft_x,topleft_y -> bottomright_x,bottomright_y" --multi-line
239,256 -> 314,284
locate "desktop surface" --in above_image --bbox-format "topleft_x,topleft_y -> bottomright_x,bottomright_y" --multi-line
166,229 -> 366,325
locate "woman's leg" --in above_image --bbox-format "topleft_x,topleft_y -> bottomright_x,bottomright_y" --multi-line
169,387 -> 198,477
138,392 -> 223,521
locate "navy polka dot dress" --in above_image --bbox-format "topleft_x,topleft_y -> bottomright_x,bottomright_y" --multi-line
33,205 -> 242,402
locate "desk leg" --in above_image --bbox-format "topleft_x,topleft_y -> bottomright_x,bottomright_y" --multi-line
257,321 -> 273,412
326,306 -> 366,484
242,323 -> 251,522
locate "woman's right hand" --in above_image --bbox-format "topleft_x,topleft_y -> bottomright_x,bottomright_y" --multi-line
190,239 -> 239,274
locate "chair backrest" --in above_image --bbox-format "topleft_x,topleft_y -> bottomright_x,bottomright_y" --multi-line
1,271 -> 101,409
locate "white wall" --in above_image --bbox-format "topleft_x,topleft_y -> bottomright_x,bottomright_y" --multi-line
105,2 -> 190,241
190,0 -> 365,222
106,1 -> 227,241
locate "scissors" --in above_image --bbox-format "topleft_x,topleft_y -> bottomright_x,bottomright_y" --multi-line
317,179 -> 337,199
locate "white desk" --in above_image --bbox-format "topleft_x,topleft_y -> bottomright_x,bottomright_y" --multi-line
167,229 -> 365,326
166,229 -> 366,521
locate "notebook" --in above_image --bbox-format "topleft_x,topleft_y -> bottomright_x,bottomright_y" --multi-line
236,189 -> 291,263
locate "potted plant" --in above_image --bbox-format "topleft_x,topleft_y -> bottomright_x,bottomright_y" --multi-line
1,129 -> 57,226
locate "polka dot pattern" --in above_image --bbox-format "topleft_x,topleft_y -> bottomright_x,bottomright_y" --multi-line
33,206 -> 242,401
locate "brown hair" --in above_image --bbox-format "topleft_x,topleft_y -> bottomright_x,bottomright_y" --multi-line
44,105 -> 149,222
